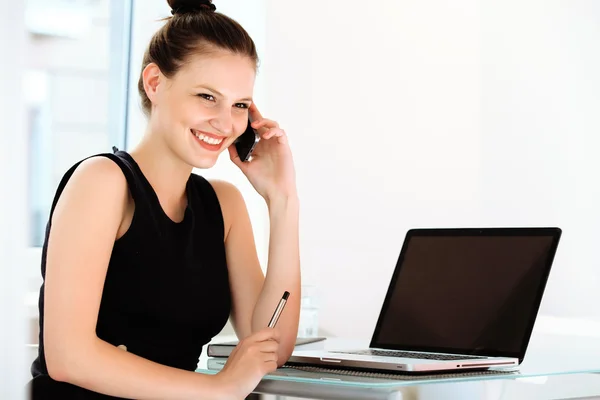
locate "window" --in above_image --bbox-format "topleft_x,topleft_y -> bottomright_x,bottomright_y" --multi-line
24,0 -> 132,302
24,0 -> 131,249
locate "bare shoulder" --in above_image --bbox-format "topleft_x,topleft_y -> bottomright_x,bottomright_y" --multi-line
209,179 -> 243,202
52,156 -> 130,227
70,156 -> 127,186
208,179 -> 247,239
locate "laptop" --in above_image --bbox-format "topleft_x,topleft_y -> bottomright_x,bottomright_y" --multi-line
288,227 -> 562,373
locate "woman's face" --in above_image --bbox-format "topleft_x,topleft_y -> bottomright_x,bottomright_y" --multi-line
147,50 -> 256,169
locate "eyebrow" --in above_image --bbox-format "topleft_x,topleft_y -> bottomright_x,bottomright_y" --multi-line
195,85 -> 253,102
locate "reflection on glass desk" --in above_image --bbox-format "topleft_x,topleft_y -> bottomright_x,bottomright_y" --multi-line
197,333 -> 600,399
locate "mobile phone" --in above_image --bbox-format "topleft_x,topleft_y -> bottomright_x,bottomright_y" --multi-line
234,118 -> 259,162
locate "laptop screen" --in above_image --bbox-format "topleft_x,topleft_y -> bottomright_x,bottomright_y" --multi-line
370,228 -> 561,360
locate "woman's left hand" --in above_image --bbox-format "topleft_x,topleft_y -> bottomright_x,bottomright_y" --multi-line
228,104 -> 297,205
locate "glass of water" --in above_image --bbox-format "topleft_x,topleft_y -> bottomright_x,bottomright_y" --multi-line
297,285 -> 319,337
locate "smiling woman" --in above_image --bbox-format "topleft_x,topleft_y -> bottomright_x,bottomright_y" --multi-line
28,0 -> 300,399
140,50 -> 257,169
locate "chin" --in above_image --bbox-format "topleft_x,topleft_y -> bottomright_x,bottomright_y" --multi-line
189,159 -> 218,170
188,154 -> 219,170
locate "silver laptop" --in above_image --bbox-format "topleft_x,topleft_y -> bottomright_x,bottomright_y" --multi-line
289,227 -> 562,373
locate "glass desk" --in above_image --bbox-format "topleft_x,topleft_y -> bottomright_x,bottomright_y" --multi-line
197,333 -> 600,399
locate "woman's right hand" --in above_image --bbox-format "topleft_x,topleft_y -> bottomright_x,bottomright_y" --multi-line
215,328 -> 280,398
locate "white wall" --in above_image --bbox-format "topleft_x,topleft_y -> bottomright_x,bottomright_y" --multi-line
262,0 -> 600,339
480,0 -> 600,320
127,1 -> 600,340
0,0 -> 28,397
265,0 -> 483,338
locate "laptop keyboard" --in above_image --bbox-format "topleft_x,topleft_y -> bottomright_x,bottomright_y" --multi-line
332,349 -> 485,361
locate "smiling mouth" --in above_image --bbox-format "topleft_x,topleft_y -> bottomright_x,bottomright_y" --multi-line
191,129 -> 225,145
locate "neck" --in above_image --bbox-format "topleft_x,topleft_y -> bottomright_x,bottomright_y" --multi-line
129,128 -> 192,207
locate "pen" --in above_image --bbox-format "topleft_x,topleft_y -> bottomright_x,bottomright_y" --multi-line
268,291 -> 290,328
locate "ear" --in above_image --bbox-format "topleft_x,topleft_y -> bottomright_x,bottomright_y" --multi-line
142,63 -> 162,106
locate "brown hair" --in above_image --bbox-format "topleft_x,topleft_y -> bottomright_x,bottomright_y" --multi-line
137,0 -> 259,116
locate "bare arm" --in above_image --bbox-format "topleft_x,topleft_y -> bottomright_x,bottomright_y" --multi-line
212,180 -> 300,365
44,158 -> 228,400
253,194 -> 301,362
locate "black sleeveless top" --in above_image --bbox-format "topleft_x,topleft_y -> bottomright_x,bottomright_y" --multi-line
29,149 -> 231,399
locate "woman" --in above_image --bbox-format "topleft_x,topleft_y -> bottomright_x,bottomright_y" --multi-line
29,0 -> 300,398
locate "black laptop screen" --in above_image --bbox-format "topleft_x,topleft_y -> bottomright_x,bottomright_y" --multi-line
370,229 -> 560,360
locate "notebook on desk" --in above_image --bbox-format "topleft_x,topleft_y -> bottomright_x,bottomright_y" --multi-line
207,337 -> 326,357
288,228 -> 562,373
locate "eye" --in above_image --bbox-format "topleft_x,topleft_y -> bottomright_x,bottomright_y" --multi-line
197,93 -> 215,101
235,103 -> 250,109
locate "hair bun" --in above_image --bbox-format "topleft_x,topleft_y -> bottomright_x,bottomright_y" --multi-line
168,0 -> 216,15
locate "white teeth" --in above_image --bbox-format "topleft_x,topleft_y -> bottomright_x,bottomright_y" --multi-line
193,130 -> 223,145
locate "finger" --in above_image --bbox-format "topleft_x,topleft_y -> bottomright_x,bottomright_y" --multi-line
252,327 -> 280,343
277,134 -> 288,145
248,103 -> 263,123
263,360 -> 278,374
251,327 -> 280,343
262,128 -> 285,140
228,145 -> 248,172
252,118 -> 280,131
228,144 -> 241,165
258,340 -> 279,354
262,351 -> 279,364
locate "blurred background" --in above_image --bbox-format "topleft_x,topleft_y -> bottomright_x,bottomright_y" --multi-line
1,0 -> 599,398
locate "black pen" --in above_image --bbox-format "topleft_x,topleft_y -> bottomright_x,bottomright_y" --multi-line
268,291 -> 290,328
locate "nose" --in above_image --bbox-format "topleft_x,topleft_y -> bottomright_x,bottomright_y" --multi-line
209,105 -> 234,136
